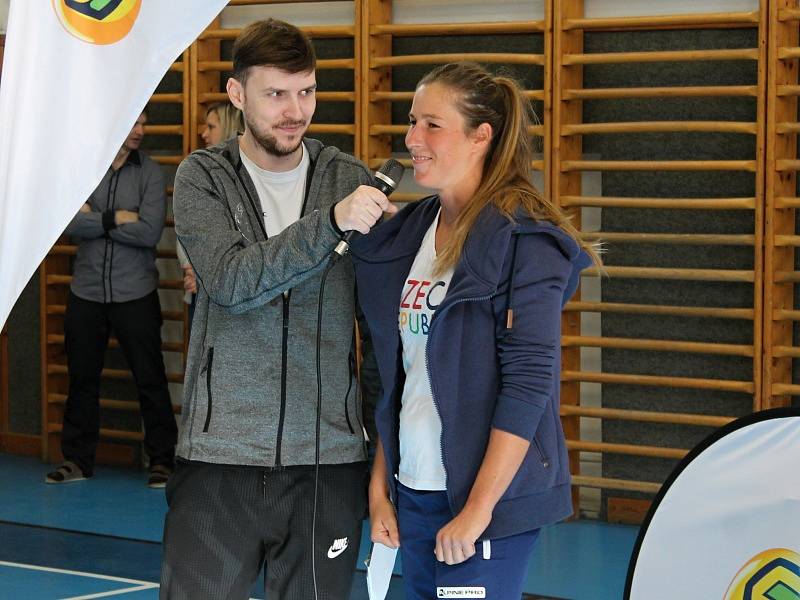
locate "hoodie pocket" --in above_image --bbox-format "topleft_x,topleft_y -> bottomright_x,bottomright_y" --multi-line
202,347 -> 214,432
532,434 -> 550,469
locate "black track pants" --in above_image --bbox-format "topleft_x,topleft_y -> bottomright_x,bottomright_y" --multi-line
160,460 -> 368,599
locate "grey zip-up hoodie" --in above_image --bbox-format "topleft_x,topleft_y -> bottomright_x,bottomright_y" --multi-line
173,137 -> 375,467
65,150 -> 165,303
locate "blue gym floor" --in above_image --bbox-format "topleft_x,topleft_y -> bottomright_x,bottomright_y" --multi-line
0,454 -> 637,599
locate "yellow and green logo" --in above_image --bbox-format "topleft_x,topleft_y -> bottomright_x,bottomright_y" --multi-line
724,549 -> 800,600
52,0 -> 141,45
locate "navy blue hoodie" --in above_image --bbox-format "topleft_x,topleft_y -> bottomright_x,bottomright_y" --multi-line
351,196 -> 591,540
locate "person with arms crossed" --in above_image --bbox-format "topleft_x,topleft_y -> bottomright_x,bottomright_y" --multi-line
160,18 -> 391,600
351,62 -> 601,599
47,112 -> 177,489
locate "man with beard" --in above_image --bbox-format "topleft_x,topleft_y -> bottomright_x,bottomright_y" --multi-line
46,112 -> 177,489
160,19 -> 393,599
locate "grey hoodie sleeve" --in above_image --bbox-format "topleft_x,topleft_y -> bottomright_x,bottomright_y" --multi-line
108,163 -> 166,248
64,208 -> 105,239
173,156 -> 342,314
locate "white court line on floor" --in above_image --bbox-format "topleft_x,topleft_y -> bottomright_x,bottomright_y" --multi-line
0,560 -> 263,600
64,584 -> 158,599
0,560 -> 159,591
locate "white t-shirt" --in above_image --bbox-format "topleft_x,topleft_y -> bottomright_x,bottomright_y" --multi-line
398,209 -> 454,491
240,143 -> 309,237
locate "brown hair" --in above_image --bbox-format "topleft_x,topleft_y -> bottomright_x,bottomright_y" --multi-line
232,18 -> 316,85
416,62 -> 601,273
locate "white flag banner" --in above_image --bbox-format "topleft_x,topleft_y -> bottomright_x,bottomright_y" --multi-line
0,0 -> 228,331
627,409 -> 800,600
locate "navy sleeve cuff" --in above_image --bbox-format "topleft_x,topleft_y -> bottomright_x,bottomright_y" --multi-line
102,211 -> 117,231
329,204 -> 344,236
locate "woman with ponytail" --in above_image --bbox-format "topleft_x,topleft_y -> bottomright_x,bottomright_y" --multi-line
350,61 -> 600,598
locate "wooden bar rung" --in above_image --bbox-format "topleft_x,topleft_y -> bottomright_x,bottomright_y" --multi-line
564,301 -> 754,320
776,122 -> 800,134
152,156 -> 183,166
771,346 -> 800,358
47,334 -> 182,354
571,475 -> 661,494
773,309 -> 800,321
562,160 -> 757,172
775,160 -> 800,172
150,93 -> 183,104
770,383 -> 800,395
560,196 -> 755,210
580,232 -> 754,246
48,364 -> 183,384
773,271 -> 800,283
371,53 -> 545,68
371,21 -> 545,36
778,47 -> 800,60
46,275 -> 184,290
369,124 -> 544,136
48,422 -> 144,442
779,7 -> 800,22
561,335 -> 753,357
368,158 -> 543,171
773,235 -> 800,247
307,124 -> 356,135
582,266 -> 754,282
562,86 -> 757,100
371,90 -> 544,102
562,121 -> 757,135
562,49 -> 759,66
199,58 -> 354,71
777,85 -> 800,96
228,0 -> 347,4
45,305 -> 183,321
144,125 -> 183,136
560,405 -> 735,427
774,197 -> 800,208
200,91 -> 355,103
563,12 -> 759,31
48,393 -> 181,414
567,440 -> 687,459
200,25 -> 355,40
562,370 -> 754,393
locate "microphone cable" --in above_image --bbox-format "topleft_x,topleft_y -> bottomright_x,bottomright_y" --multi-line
311,256 -> 336,600
310,158 -> 403,600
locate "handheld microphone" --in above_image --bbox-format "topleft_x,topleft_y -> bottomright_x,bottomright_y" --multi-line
332,158 -> 404,257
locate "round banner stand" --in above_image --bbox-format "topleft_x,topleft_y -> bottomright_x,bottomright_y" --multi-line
625,407 -> 800,600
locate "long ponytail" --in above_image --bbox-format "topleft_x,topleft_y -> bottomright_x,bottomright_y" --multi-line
416,62 -> 601,274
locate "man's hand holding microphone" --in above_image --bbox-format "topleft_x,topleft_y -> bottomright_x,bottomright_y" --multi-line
332,159 -> 404,258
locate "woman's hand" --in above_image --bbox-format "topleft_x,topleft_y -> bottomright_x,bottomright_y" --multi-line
435,504 -> 492,565
182,265 -> 197,294
369,494 -> 400,549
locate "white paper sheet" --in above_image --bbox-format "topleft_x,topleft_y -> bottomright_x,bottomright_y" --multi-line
365,543 -> 398,600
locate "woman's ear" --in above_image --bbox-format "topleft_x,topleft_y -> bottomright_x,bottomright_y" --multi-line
473,122 -> 493,149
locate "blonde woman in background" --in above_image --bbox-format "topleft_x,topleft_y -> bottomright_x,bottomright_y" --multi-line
178,102 -> 243,329
200,101 -> 244,147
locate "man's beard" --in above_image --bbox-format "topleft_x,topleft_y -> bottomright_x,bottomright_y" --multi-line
245,114 -> 305,157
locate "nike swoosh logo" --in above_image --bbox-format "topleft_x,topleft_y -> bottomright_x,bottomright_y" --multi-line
327,544 -> 348,559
